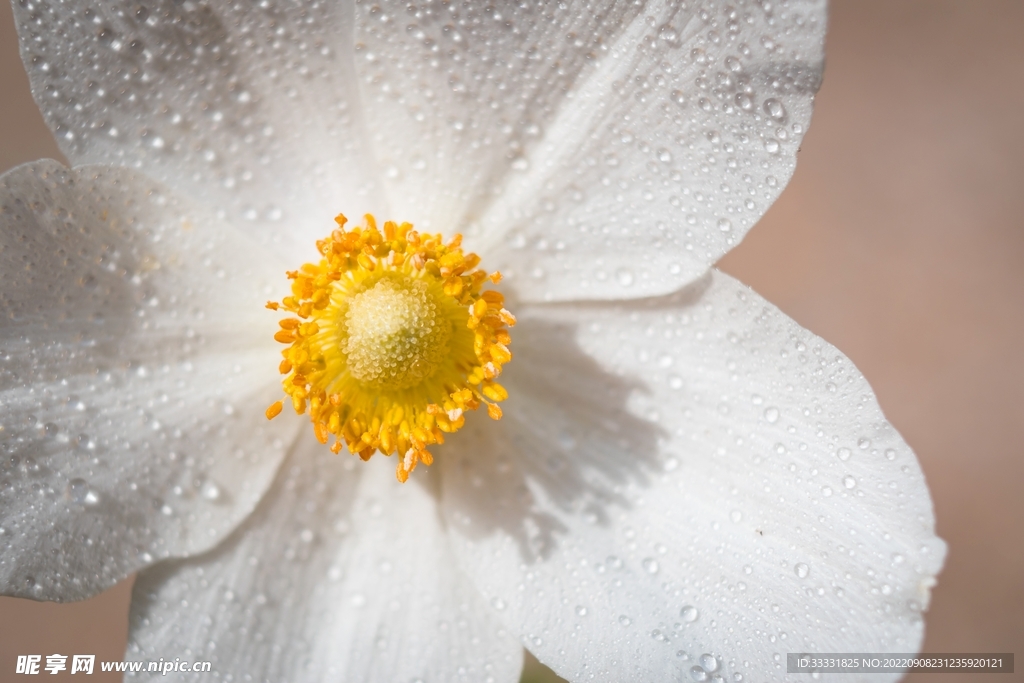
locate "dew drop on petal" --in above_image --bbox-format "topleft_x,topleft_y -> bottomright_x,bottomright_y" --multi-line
200,481 -> 221,501
700,654 -> 719,673
67,478 -> 100,507
795,563 -> 810,579
691,666 -> 709,682
763,407 -> 780,423
681,605 -> 699,622
763,98 -> 786,120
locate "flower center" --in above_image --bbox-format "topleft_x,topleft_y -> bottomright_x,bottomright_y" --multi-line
265,214 -> 514,482
342,275 -> 450,390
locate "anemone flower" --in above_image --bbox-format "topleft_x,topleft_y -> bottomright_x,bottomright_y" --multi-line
0,1 -> 943,681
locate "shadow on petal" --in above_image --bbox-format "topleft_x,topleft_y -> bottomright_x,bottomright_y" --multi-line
441,275 -> 713,564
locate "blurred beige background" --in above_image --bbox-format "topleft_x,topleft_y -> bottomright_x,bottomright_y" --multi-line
1,1 -> 1021,682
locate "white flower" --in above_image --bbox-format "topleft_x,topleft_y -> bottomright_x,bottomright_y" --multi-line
0,1 -> 944,682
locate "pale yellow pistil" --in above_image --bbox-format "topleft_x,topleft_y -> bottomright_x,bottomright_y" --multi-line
343,276 -> 450,390
265,214 -> 515,482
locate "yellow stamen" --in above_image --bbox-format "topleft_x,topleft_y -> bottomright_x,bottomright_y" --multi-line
266,214 -> 514,482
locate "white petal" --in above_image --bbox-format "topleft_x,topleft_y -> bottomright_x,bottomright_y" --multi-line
440,271 -> 944,682
0,161 -> 293,601
129,440 -> 523,683
354,1 -> 824,301
12,1 -> 381,259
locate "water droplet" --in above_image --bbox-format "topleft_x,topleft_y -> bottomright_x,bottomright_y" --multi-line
690,666 -> 709,682
200,481 -> 221,501
821,486 -> 833,497
736,93 -> 754,111
97,26 -> 116,45
837,447 -> 852,461
764,138 -> 780,154
616,268 -> 635,287
763,407 -> 780,423
642,558 -> 660,574
730,510 -> 743,523
68,479 -> 100,507
490,597 -> 506,611
717,218 -> 733,232
680,605 -> 699,622
858,438 -> 872,449
763,98 -> 786,120
618,615 -> 633,627
658,148 -> 673,164
700,654 -> 719,672
843,475 -> 857,489
885,448 -> 897,460
576,605 -> 588,617
658,24 -> 682,48
794,563 -> 810,579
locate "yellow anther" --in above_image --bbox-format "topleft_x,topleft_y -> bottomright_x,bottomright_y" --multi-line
490,343 -> 512,365
482,382 -> 508,402
274,330 -> 297,344
265,401 -> 284,420
266,214 -> 514,482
